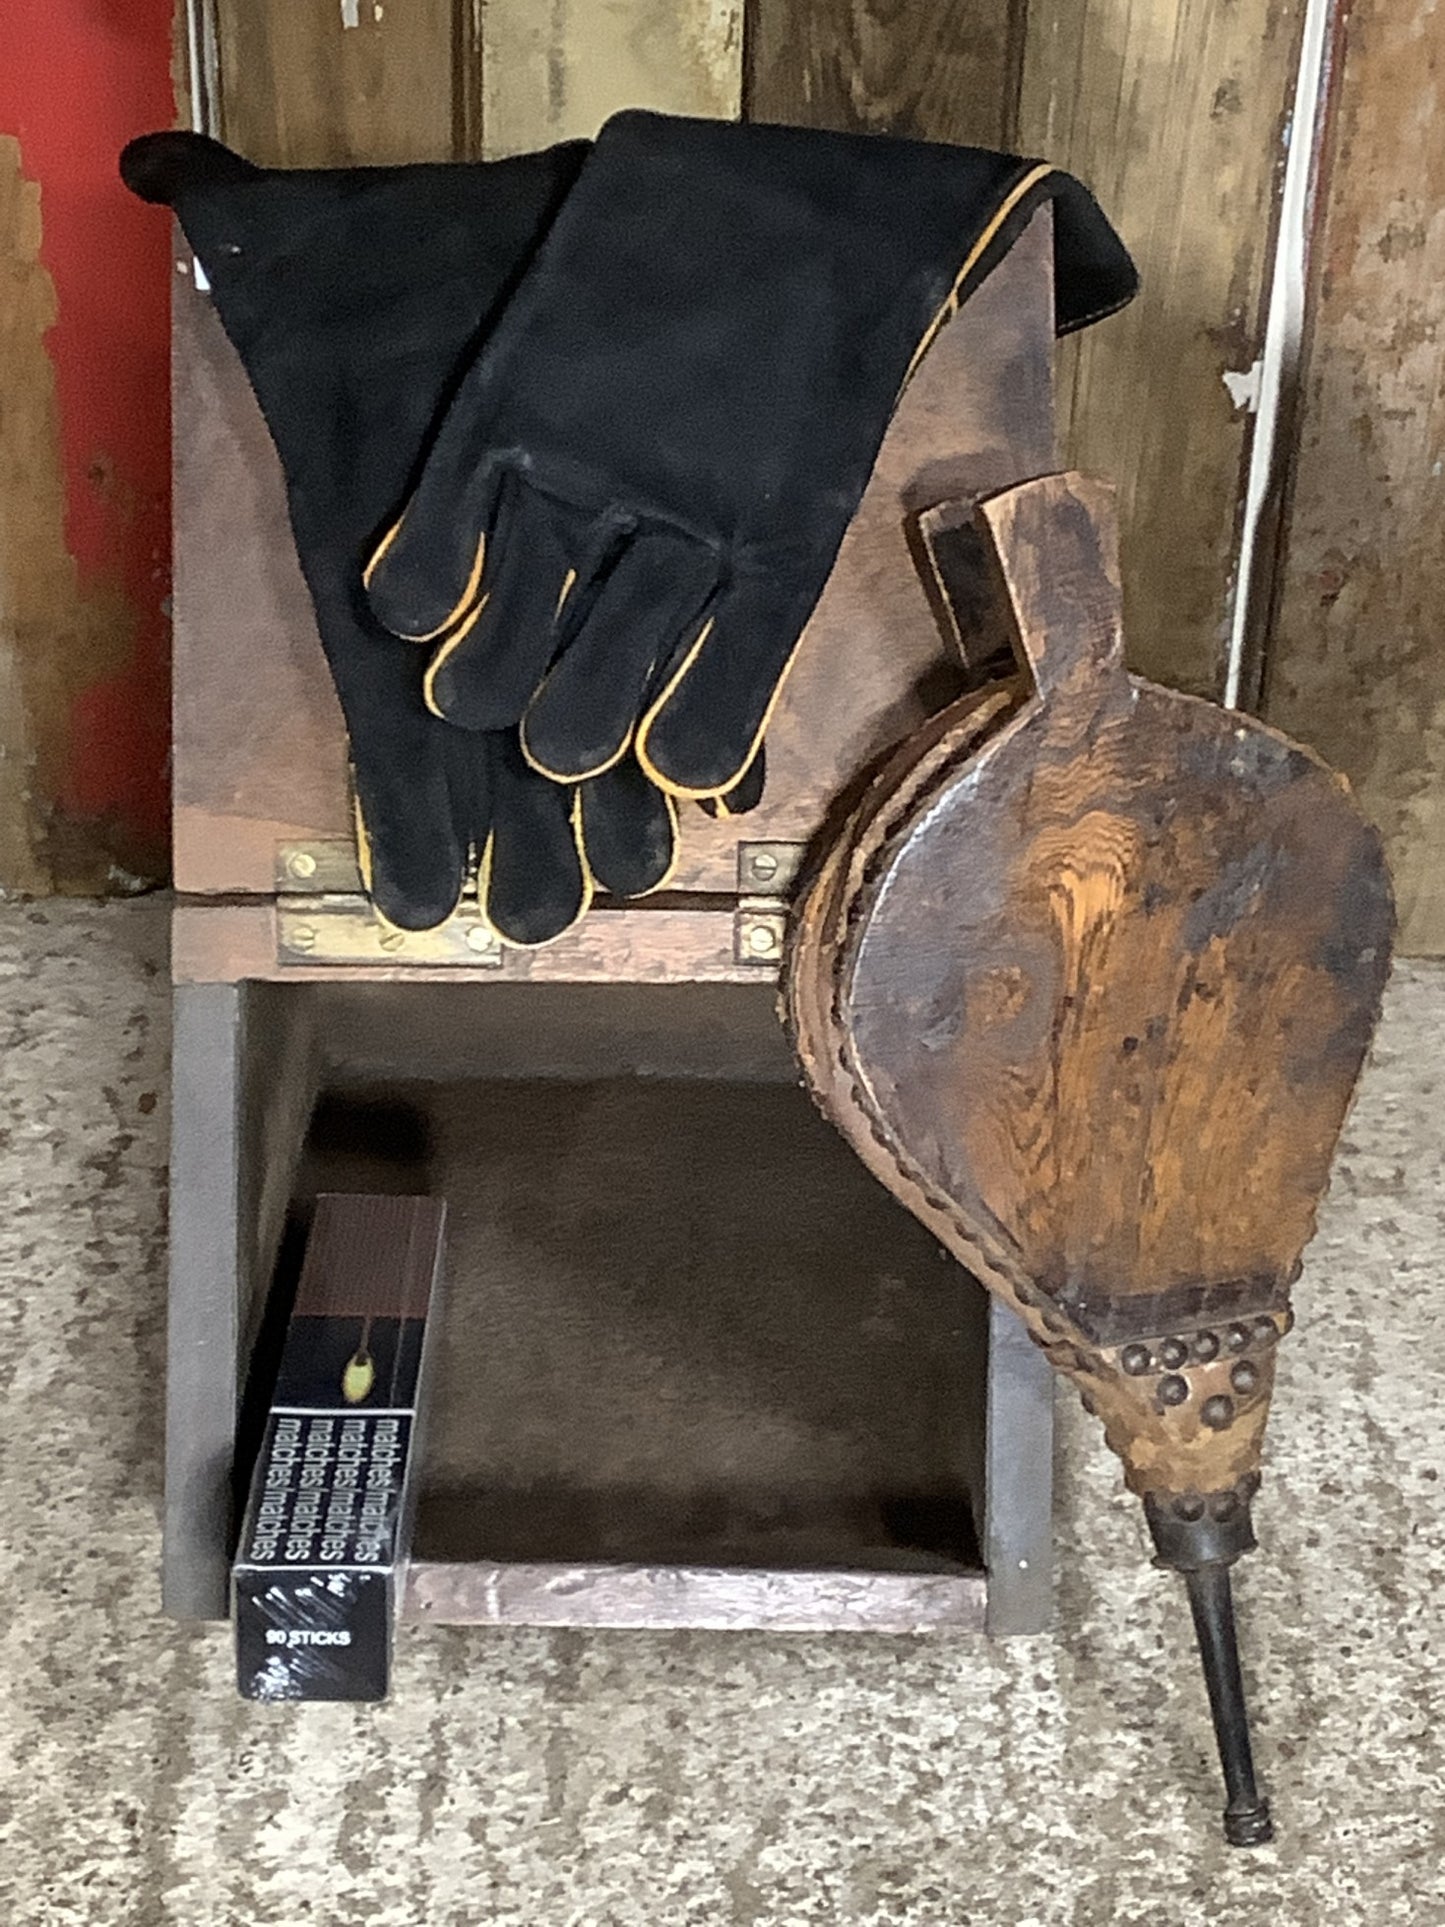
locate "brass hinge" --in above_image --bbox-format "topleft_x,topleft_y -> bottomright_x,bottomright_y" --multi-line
277,896 -> 502,967
735,841 -> 806,897
275,840 -> 803,970
276,841 -> 364,894
734,841 -> 805,967
276,842 -> 500,967
277,895 -> 502,967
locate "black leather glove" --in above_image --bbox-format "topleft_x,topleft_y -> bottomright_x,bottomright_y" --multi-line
121,129 -> 679,941
363,111 -> 1137,802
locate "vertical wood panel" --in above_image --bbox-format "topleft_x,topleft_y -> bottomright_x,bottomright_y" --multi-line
1017,1 -> 1302,697
745,0 -> 1023,149
166,980 -> 243,1617
480,0 -> 742,159
0,138 -> 68,895
1264,1 -> 1445,955
216,0 -> 467,165
0,3 -> 173,900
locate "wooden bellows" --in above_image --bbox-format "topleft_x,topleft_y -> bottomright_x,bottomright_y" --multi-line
784,471 -> 1394,1843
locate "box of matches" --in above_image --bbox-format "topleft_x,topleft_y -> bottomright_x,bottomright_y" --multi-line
232,1193 -> 445,1701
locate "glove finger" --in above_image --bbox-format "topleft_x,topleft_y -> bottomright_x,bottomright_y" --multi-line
119,131 -> 261,203
351,723 -> 469,933
635,575 -> 816,798
696,745 -> 766,819
480,733 -> 591,947
580,756 -> 678,899
424,472 -> 582,731
364,453 -> 504,647
521,528 -> 720,782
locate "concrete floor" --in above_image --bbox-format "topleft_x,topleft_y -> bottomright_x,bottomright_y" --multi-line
1,899 -> 1442,1927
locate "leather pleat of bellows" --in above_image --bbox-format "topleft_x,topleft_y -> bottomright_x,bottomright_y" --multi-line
123,113 -> 1136,942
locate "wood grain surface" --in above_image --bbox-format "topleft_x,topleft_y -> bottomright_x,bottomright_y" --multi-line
0,132 -> 168,895
170,270 -> 352,892
1264,0 -> 1445,956
0,138 -> 79,894
788,472 -> 1395,1502
745,0 -> 1024,147
215,0 -> 467,165
173,901 -> 767,986
1016,0 -> 1302,700
405,1559 -> 985,1631
480,0 -> 741,158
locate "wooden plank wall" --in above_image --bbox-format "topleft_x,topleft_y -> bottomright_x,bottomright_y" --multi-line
745,0 -> 1024,147
747,0 -> 1302,700
1264,0 -> 1445,955
211,1 -> 743,163
215,0 -> 465,165
1016,1 -> 1303,698
479,1 -> 743,157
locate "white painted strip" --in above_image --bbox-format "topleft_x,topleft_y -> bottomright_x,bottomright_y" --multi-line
1223,0 -> 1337,710
184,0 -> 217,290
185,0 -> 208,134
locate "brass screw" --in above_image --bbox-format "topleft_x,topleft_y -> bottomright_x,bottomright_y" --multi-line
750,850 -> 779,883
378,930 -> 405,953
288,926 -> 316,953
287,850 -> 318,880
465,925 -> 494,954
747,920 -> 780,957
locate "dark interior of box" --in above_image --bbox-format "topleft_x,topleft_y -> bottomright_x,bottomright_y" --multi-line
242,983 -> 989,1577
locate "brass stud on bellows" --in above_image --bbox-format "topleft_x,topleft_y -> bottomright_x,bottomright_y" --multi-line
1159,1374 -> 1190,1407
1201,1394 -> 1236,1430
1192,1329 -> 1220,1362
1159,1336 -> 1189,1370
1231,1360 -> 1260,1396
1121,1343 -> 1153,1376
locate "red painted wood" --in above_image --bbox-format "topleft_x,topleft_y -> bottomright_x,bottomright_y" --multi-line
1,0 -> 175,857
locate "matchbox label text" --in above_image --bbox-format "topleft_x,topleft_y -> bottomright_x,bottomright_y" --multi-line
241,1412 -> 409,1568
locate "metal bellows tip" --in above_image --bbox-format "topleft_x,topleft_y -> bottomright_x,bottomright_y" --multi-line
1144,1494 -> 1274,1847
1184,1562 -> 1274,1848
